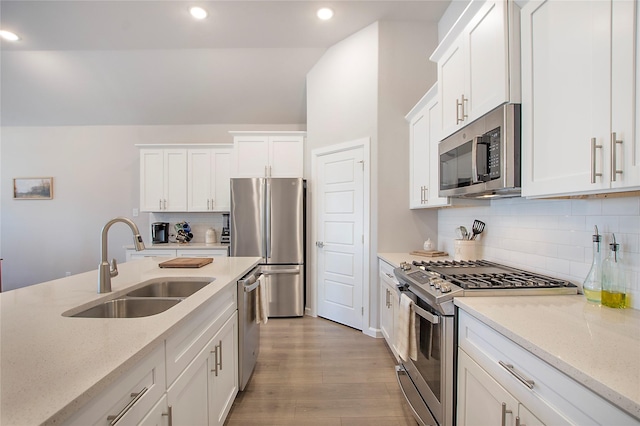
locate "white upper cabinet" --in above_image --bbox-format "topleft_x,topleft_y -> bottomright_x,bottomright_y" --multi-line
188,147 -> 233,212
139,145 -> 233,212
231,131 -> 305,178
140,148 -> 188,212
521,0 -> 639,197
407,84 -> 449,208
431,0 -> 521,139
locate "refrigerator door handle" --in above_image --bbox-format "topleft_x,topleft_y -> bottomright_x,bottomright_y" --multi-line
265,179 -> 272,260
261,269 -> 300,275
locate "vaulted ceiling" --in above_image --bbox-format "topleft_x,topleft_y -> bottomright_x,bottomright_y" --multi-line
0,0 -> 450,126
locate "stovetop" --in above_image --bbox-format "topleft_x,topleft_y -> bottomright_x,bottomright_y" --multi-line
394,259 -> 578,315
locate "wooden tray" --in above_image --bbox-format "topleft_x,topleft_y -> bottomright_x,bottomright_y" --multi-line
158,257 -> 213,268
410,250 -> 448,258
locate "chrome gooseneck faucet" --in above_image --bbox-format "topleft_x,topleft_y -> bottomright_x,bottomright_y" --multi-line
99,217 -> 145,293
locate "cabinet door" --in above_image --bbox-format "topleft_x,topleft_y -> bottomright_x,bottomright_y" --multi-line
426,97 -> 449,207
212,148 -> 232,211
137,395 -> 169,426
466,0 -> 509,121
167,348 -> 210,426
140,149 -> 165,212
521,0 -> 612,196
612,0 -> 639,190
188,149 -> 213,212
457,349 -> 519,426
439,39 -> 467,138
268,136 -> 304,177
163,149 -> 188,211
234,136 -> 269,177
209,312 -> 238,426
518,404 -> 545,426
409,104 -> 430,208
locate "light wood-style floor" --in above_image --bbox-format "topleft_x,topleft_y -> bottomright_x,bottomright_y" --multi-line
224,315 -> 418,426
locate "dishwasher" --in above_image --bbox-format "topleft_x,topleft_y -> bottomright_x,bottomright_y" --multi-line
237,266 -> 262,390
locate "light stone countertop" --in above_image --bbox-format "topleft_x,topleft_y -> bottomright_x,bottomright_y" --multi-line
124,243 -> 230,250
0,256 -> 260,426
455,296 -> 640,420
378,252 -> 640,420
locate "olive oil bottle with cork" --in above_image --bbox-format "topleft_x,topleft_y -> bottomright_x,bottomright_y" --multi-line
601,233 -> 626,309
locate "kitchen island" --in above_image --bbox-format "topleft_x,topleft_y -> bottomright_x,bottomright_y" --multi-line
0,256 -> 260,425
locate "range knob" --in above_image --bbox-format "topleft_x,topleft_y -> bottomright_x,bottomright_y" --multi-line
433,281 -> 441,290
441,284 -> 452,293
400,262 -> 412,271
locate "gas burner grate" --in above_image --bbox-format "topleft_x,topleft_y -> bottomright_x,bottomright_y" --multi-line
448,273 -> 570,290
412,259 -> 497,268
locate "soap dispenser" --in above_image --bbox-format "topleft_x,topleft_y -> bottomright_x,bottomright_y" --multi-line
601,233 -> 626,308
582,225 -> 602,304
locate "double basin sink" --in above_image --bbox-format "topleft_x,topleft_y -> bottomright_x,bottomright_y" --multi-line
64,278 -> 215,318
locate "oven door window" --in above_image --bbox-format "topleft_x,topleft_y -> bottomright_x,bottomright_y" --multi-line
413,299 -> 443,401
440,140 -> 473,190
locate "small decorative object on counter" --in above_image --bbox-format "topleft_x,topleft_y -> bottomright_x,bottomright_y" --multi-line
583,225 -> 602,304
601,233 -> 626,308
423,238 -> 433,251
205,227 -> 216,244
174,221 -> 193,244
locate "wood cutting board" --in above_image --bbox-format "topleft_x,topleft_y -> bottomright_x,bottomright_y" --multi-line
410,250 -> 448,258
158,257 -> 213,268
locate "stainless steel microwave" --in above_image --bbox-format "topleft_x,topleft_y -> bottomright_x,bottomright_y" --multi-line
438,103 -> 521,198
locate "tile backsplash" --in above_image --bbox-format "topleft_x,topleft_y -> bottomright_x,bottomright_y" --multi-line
149,213 -> 226,244
437,195 -> 640,309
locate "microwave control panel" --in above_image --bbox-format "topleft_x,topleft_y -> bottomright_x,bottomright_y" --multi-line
482,126 -> 501,181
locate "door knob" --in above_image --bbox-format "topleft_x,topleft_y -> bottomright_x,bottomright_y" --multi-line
316,241 -> 324,248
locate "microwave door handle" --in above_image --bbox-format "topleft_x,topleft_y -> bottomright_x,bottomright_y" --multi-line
471,136 -> 482,184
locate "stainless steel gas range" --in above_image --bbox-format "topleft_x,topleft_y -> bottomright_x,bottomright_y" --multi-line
393,259 -> 578,426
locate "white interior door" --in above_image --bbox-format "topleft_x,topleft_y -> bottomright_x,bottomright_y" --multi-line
316,146 -> 364,330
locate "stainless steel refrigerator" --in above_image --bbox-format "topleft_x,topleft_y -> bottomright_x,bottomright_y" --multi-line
230,178 -> 305,317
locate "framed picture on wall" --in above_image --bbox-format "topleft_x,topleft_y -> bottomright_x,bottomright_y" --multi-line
13,177 -> 53,199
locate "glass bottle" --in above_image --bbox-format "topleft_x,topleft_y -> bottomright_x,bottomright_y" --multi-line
582,226 -> 602,303
601,233 -> 626,309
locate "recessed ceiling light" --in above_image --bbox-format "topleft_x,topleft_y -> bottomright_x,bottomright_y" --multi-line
189,6 -> 208,20
0,30 -> 20,41
317,8 -> 334,20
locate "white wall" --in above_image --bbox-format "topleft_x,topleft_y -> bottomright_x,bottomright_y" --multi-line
306,21 -> 441,332
438,196 -> 640,309
377,21 -> 439,253
0,123 -> 303,291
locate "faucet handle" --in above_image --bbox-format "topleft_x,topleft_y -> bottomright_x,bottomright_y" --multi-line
110,258 -> 119,278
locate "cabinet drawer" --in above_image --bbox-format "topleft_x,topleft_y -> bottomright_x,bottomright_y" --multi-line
165,284 -> 236,386
64,345 -> 165,426
378,260 -> 398,285
458,310 -> 638,425
176,248 -> 228,258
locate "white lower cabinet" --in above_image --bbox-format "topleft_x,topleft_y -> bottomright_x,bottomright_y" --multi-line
126,248 -> 228,261
458,349 -> 543,426
167,312 -> 237,426
457,310 -> 639,426
378,259 -> 399,360
64,284 -> 239,426
64,346 -> 166,426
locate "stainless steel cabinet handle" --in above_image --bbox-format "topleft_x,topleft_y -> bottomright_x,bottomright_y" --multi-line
385,288 -> 390,308
162,406 -> 173,426
423,186 -> 427,204
456,94 -> 468,124
461,94 -> 468,121
516,416 -> 525,426
210,199 -> 214,210
591,137 -> 603,183
499,360 -> 535,389
611,132 -> 623,182
316,241 -> 324,248
217,341 -> 223,371
501,402 -> 512,426
207,199 -> 210,210
456,98 -> 463,124
106,387 -> 148,425
210,348 -> 218,376
264,165 -> 268,177
159,199 -> 162,210
163,199 -> 167,209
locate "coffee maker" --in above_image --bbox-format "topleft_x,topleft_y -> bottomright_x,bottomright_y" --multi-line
151,222 -> 170,244
221,214 -> 230,244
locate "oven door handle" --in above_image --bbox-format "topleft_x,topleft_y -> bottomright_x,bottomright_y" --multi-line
413,303 -> 440,325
